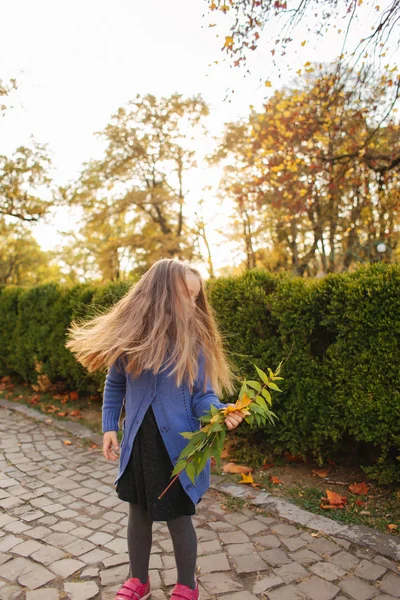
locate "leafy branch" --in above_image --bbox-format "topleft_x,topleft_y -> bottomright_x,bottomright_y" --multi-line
158,361 -> 283,500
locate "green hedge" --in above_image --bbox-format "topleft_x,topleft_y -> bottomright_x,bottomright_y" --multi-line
1,264 -> 399,482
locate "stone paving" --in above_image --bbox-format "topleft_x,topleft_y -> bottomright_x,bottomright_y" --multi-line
0,405 -> 399,600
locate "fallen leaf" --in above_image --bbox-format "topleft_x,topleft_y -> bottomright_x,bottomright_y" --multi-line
321,489 -> 348,509
284,452 -> 303,463
45,418 -> 53,424
349,482 -> 369,495
387,523 -> 398,531
355,499 -> 365,506
239,473 -> 254,485
262,462 -> 274,470
221,448 -> 231,459
90,443 -> 98,449
223,462 -> 253,474
63,440 -> 72,445
270,476 -> 283,485
70,410 -> 81,417
312,468 -> 331,478
69,391 -> 79,401
57,411 -> 68,417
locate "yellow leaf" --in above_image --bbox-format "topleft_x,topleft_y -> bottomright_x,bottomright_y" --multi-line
222,393 -> 252,416
210,413 -> 220,424
304,61 -> 311,67
224,36 -> 234,48
264,80 -> 272,88
239,473 -> 254,485
301,40 -> 306,47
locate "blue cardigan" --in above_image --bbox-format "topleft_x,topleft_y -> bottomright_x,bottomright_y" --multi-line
102,351 -> 225,505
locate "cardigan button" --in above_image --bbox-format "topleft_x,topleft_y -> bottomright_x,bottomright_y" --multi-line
149,390 -> 155,396
161,426 -> 168,432
186,484 -> 193,490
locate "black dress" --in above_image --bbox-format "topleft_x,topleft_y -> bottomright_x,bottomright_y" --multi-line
116,405 -> 196,521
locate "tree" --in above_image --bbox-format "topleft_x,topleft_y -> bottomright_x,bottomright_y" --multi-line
65,93 -> 209,278
212,62 -> 400,274
0,219 -> 62,285
0,79 -> 52,222
209,0 -> 400,72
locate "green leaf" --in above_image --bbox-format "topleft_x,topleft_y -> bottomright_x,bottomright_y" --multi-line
246,380 -> 261,392
180,431 -> 195,439
261,388 -> 272,405
239,382 -> 248,399
209,422 -> 223,433
186,461 -> 196,483
172,459 -> 188,476
268,382 -> 282,392
210,404 -> 219,416
199,414 -> 211,424
255,395 -> 268,411
246,389 -> 256,399
254,364 -> 269,385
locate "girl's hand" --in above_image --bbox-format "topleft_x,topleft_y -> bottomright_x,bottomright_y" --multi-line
224,408 -> 246,431
103,431 -> 120,461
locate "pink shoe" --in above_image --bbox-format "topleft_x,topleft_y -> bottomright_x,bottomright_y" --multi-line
114,577 -> 151,600
170,580 -> 200,600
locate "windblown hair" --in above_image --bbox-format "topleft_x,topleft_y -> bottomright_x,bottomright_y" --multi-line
66,259 -> 235,397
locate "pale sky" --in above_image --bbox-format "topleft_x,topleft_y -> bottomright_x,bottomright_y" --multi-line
0,0 -> 398,277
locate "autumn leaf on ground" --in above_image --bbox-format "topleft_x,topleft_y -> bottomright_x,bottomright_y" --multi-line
221,448 -> 231,459
57,411 -> 68,417
239,473 -> 254,485
90,443 -> 98,449
52,394 -> 65,400
70,410 -> 81,418
387,524 -> 398,532
321,489 -> 347,509
223,462 -> 253,474
69,391 -> 79,401
284,452 -> 303,463
262,462 -> 274,470
270,476 -> 283,485
312,468 -> 331,478
355,499 -> 365,506
63,440 -> 72,446
349,482 -> 369,495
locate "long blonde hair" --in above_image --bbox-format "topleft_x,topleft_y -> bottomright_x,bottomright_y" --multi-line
66,259 -> 235,397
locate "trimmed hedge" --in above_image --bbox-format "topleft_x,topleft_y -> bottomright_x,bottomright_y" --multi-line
1,264 -> 399,482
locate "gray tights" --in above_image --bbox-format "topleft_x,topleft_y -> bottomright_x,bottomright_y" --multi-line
127,503 -> 197,590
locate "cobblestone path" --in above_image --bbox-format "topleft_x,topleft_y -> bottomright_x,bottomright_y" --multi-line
0,406 -> 399,600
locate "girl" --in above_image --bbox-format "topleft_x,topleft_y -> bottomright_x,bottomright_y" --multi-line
66,258 -> 245,600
